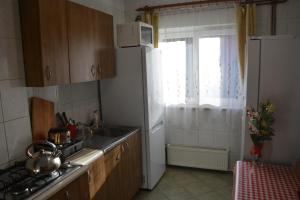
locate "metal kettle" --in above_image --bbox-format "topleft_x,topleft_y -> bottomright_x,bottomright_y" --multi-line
25,141 -> 62,175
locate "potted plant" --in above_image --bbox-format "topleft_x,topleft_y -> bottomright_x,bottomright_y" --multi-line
246,100 -> 275,162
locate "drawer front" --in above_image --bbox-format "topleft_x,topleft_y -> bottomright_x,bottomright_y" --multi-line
104,145 -> 121,176
47,173 -> 89,200
88,156 -> 106,199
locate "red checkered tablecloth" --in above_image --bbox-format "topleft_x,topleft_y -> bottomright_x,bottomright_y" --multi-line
234,161 -> 300,200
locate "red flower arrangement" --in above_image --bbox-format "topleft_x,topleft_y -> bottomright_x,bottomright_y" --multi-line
247,101 -> 275,161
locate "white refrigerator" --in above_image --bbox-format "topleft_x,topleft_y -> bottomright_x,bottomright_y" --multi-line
101,46 -> 166,189
243,36 -> 300,164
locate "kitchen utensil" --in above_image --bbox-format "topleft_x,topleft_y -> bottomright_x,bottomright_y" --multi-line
48,128 -> 71,145
62,112 -> 69,125
59,140 -> 84,162
56,112 -> 66,127
25,141 -> 62,175
31,98 -> 55,142
67,124 -> 77,140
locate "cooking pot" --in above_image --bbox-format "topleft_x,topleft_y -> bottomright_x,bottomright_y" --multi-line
48,128 -> 71,145
25,141 -> 62,175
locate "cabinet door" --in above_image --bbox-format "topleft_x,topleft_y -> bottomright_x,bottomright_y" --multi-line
67,2 -> 97,83
19,0 -> 70,86
96,164 -> 122,200
94,11 -> 115,79
39,0 -> 70,86
95,146 -> 122,200
104,145 -> 121,176
120,132 -> 142,200
88,156 -> 106,199
48,173 -> 89,200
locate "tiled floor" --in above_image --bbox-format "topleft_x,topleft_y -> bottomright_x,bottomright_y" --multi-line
134,166 -> 233,200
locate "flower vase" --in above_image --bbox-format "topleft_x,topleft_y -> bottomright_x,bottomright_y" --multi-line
250,143 -> 263,165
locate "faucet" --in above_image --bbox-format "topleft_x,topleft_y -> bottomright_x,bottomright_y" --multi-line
76,122 -> 94,140
93,110 -> 105,128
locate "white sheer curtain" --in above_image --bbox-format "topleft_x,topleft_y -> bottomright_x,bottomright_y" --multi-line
159,5 -> 243,168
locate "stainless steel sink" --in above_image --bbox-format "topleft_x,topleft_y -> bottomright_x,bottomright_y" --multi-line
93,126 -> 135,138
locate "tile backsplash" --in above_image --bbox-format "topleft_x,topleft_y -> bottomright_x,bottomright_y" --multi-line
1,87 -> 29,121
0,87 -> 31,166
0,82 -> 99,167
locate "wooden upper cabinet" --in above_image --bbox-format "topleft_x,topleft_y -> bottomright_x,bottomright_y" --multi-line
67,2 -> 97,83
94,11 -> 116,79
67,2 -> 116,83
20,0 -> 115,86
19,0 -> 70,87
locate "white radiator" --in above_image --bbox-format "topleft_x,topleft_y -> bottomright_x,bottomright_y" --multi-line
166,144 -> 229,171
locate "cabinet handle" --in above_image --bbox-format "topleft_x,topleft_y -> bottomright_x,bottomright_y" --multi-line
65,191 -> 70,200
97,64 -> 102,79
87,171 -> 91,183
97,64 -> 101,73
116,152 -> 120,161
45,65 -> 52,80
91,65 -> 96,77
125,142 -> 129,151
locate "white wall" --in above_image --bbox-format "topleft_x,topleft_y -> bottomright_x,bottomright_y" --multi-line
124,0 -> 300,36
243,37 -> 300,165
0,0 -> 125,168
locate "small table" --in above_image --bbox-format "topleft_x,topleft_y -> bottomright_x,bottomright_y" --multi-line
234,161 -> 300,200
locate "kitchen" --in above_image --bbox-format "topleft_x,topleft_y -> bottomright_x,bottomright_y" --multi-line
1,0 -> 300,200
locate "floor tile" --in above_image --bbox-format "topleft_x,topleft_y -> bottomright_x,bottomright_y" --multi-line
134,166 -> 233,200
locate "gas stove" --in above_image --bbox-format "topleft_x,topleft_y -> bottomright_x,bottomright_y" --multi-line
0,162 -> 80,200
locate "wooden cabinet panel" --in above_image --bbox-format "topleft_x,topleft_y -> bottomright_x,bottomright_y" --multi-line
94,146 -> 122,200
128,132 -> 142,198
38,0 -> 70,86
120,132 -> 142,200
67,2 -> 96,83
95,164 -> 122,200
20,0 -> 115,86
19,0 -> 70,86
94,12 -> 115,79
67,2 -> 115,83
88,156 -> 106,199
97,131 -> 142,200
104,145 -> 121,176
48,173 -> 89,200
49,131 -> 141,200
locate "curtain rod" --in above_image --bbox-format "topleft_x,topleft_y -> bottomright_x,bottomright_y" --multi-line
136,0 -> 288,12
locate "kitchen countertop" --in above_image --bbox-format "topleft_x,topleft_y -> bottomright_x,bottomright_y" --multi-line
83,127 -> 140,153
30,127 -> 139,200
66,148 -> 103,165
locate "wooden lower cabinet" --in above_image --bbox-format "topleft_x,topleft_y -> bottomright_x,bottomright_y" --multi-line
49,131 -> 141,200
120,132 -> 142,200
95,131 -> 142,200
48,173 -> 89,200
88,156 -> 106,199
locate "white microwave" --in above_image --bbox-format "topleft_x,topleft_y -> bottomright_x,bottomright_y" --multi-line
117,22 -> 153,48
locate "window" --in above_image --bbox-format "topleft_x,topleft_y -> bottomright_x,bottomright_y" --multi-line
160,35 -> 240,107
199,37 -> 221,106
160,39 -> 187,105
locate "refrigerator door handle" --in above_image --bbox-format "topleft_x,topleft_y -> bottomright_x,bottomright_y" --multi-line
150,120 -> 164,133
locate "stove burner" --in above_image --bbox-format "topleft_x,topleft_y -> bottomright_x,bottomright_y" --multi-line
10,185 -> 30,196
0,162 -> 80,200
